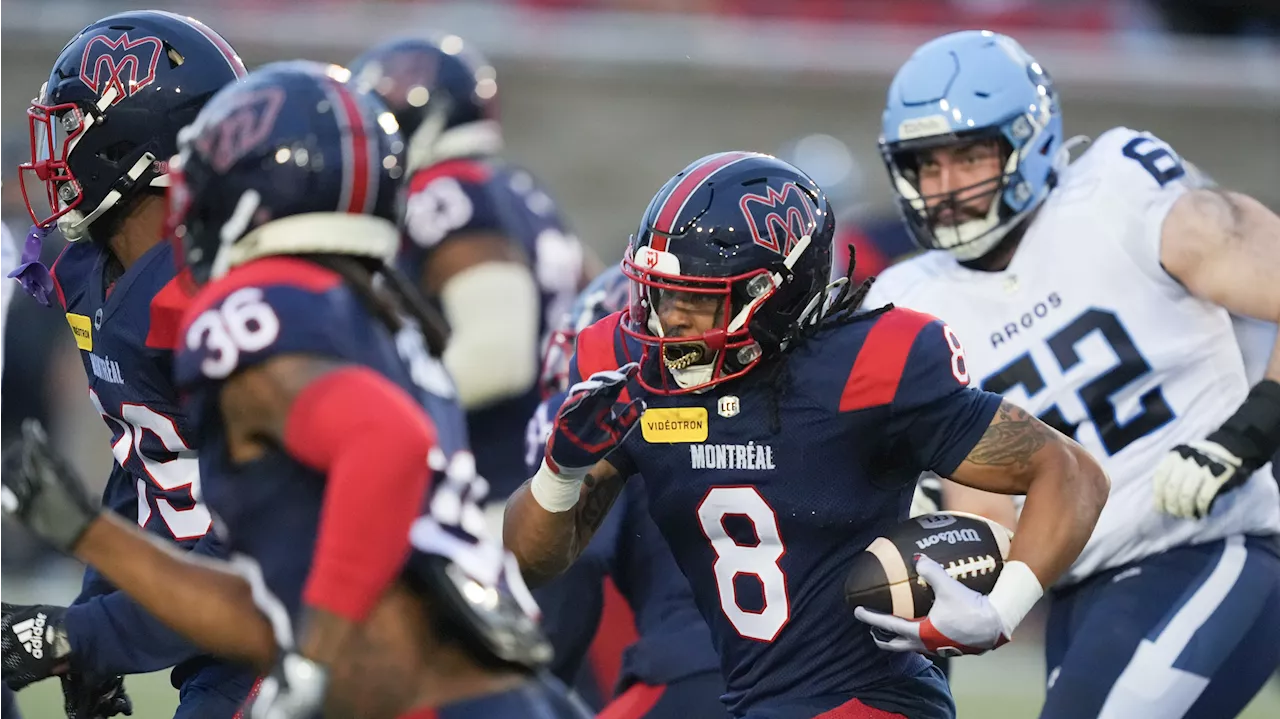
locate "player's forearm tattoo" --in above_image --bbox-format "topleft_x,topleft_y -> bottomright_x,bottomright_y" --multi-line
965,401 -> 1053,471
575,471 -> 624,536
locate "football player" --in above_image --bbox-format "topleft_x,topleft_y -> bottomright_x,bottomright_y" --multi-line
3,60 -> 588,719
504,151 -> 1110,718
2,10 -> 257,717
348,35 -> 594,523
526,266 -> 728,718
866,30 -> 1280,718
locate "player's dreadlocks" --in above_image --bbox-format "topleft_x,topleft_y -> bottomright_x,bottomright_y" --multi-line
760,244 -> 894,434
821,243 -> 894,329
307,255 -> 450,356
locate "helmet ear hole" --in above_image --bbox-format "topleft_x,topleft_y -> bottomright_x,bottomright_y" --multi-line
96,141 -> 135,163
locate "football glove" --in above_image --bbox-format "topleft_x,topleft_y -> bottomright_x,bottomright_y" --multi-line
1155,379 -> 1280,520
61,671 -> 133,719
243,652 -> 327,719
854,555 -> 1041,658
1153,439 -> 1256,519
1,603 -> 71,688
1,420 -> 99,552
544,363 -> 644,477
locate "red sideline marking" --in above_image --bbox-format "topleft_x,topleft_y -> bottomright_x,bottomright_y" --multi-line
181,257 -> 341,335
597,679 -> 666,719
838,308 -> 935,412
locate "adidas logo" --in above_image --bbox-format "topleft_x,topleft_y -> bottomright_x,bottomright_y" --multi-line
12,613 -> 47,660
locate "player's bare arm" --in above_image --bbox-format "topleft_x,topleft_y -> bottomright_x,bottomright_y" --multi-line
70,514 -> 276,670
504,458 -> 625,586
504,362 -> 643,586
1154,189 -> 1280,518
1,421 -> 277,669
950,399 -> 1110,589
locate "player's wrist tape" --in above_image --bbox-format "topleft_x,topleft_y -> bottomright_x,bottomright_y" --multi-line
1210,379 -> 1280,465
987,560 -> 1043,638
530,458 -> 584,513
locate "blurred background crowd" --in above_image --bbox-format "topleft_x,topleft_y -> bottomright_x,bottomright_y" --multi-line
2,0 -> 1277,716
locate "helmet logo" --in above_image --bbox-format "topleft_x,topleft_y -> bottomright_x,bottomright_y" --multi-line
79,33 -> 164,105
738,182 -> 815,255
192,87 -> 287,173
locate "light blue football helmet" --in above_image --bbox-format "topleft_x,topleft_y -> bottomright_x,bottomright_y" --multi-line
880,30 -> 1062,261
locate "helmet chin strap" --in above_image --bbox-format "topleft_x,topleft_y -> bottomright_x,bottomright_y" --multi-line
58,152 -> 160,241
56,86 -> 167,242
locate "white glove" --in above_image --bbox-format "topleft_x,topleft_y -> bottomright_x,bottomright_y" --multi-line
245,653 -> 327,719
854,555 -> 1042,658
1153,439 -> 1250,520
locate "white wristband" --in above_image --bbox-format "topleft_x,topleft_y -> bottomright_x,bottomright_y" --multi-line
529,458 -> 585,513
987,560 -> 1044,638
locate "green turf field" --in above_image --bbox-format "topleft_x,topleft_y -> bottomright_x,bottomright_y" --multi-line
15,653 -> 1280,718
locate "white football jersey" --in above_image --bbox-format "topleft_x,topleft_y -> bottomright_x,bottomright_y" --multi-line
1,223 -> 17,382
865,127 -> 1280,587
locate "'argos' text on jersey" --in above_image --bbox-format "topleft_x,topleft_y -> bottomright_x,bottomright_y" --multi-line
989,292 -> 1064,348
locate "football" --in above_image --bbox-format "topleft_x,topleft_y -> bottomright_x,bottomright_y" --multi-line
844,511 -> 1013,619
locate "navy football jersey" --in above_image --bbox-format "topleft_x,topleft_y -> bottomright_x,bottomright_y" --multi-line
398,157 -> 585,496
525,393 -> 722,692
174,258 -> 489,639
50,240 -> 211,589
570,309 -> 1000,718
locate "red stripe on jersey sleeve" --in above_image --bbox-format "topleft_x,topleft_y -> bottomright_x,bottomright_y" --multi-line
572,311 -> 630,403
146,276 -> 190,350
407,159 -> 492,193
49,243 -> 70,309
838,308 -> 935,413
180,258 -> 342,337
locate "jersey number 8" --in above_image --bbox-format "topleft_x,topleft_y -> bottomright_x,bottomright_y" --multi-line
697,486 -> 791,642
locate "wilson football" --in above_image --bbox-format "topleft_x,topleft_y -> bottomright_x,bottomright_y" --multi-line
844,511 -> 1013,619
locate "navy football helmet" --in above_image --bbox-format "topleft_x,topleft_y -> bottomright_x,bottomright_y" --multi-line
540,265 -> 630,399
347,35 -> 500,173
621,152 -> 835,395
20,10 -> 245,241
168,61 -> 405,285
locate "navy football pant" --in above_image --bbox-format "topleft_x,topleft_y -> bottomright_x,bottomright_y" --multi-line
425,672 -> 591,718
735,663 -> 953,719
597,671 -> 729,719
1042,535 -> 1280,719
174,663 -> 257,719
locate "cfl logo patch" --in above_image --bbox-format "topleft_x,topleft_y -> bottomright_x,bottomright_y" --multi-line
12,613 -> 48,659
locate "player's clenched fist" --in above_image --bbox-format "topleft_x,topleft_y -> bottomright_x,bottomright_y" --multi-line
533,363 -> 645,512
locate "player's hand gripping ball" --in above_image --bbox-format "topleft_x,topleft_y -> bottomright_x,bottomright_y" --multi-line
846,512 -> 1016,656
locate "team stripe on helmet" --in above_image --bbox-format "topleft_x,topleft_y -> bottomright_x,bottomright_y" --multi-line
143,10 -> 247,78
649,151 -> 758,251
324,80 -> 375,216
